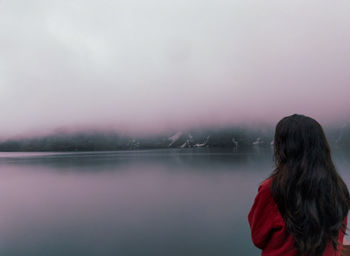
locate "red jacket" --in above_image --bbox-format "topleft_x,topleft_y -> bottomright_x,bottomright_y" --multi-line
248,178 -> 347,256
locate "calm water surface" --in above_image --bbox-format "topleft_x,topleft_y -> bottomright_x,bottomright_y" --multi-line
0,149 -> 349,256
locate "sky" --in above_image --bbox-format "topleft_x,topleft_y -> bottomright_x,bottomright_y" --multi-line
0,0 -> 350,137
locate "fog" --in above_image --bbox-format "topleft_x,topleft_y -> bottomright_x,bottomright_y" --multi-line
1,0 -> 350,137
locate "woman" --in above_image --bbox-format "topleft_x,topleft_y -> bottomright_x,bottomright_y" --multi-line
248,114 -> 350,256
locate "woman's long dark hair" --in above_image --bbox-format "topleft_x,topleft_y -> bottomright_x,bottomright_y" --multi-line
270,114 -> 350,256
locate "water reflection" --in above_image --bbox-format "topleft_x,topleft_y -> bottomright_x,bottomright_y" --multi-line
0,149 -> 348,256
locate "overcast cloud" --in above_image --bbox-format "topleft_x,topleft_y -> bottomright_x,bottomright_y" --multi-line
1,0 -> 350,137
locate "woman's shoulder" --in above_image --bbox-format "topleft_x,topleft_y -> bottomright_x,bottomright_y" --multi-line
258,177 -> 273,193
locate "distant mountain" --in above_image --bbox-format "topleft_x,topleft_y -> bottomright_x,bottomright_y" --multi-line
0,124 -> 349,152
331,123 -> 350,150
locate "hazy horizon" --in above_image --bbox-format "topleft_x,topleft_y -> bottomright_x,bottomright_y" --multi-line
1,0 -> 350,138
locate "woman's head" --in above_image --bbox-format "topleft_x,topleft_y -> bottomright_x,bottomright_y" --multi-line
274,114 -> 331,167
270,114 -> 350,256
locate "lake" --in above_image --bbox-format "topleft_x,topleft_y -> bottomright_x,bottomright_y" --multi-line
0,148 -> 349,256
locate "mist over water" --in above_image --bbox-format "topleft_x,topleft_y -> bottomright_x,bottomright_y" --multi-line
0,0 -> 350,256
1,0 -> 350,254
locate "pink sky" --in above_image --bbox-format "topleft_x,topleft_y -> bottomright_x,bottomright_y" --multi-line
0,0 -> 349,137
